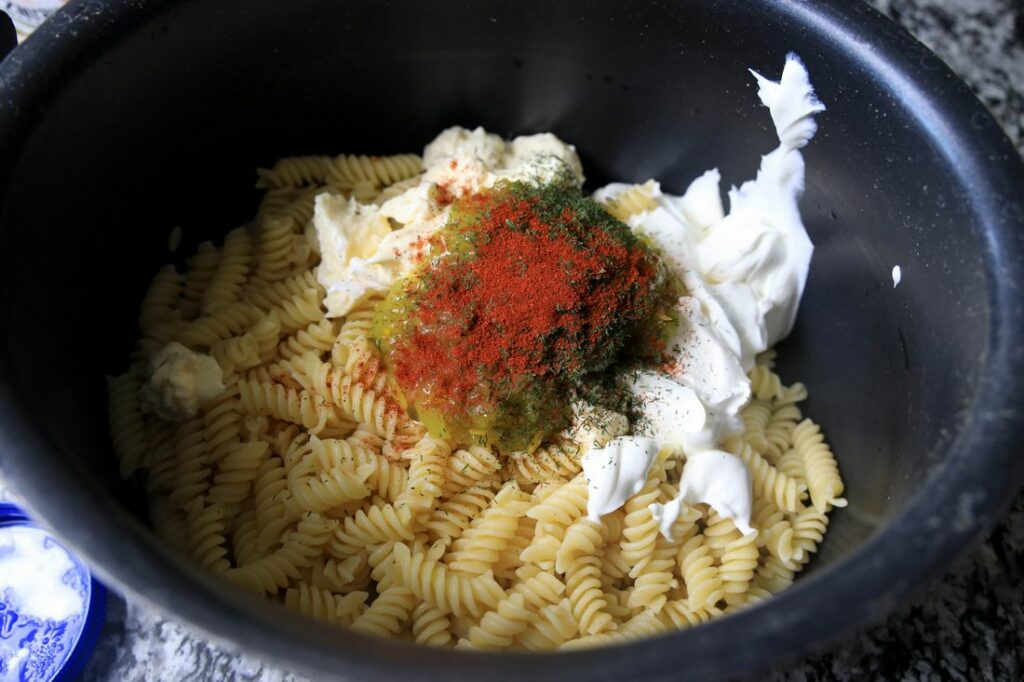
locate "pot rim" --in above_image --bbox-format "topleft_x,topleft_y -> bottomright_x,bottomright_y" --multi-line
1,1 -> 1023,679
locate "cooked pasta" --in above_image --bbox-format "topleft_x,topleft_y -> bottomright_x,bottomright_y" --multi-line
109,125 -> 844,651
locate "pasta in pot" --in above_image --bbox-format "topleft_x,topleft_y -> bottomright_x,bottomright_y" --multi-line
107,67 -> 845,650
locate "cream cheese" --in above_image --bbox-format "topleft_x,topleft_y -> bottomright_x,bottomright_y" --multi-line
314,127 -> 586,318
141,342 -> 225,421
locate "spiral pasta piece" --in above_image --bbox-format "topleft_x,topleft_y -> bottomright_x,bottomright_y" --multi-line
208,441 -> 270,506
284,583 -> 368,627
330,296 -> 382,367
521,477 -> 588,569
252,216 -> 296,284
558,519 -> 615,636
177,302 -> 261,349
184,499 -> 230,573
457,593 -> 533,650
659,599 -> 719,630
561,610 -> 669,649
515,599 -> 579,651
755,555 -> 797,594
765,401 -> 803,461
239,377 -> 352,436
139,265 -> 184,342
492,515 -> 536,582
715,524 -> 758,596
225,516 -> 335,594
619,478 -> 661,577
327,154 -> 423,189
107,371 -> 148,478
601,180 -> 658,222
329,503 -> 415,557
307,436 -> 408,502
246,269 -> 322,313
277,318 -> 337,360
775,448 -> 807,483
309,554 -> 370,594
425,485 -> 497,543
679,534 -> 723,611
792,419 -> 846,511
448,483 -> 532,576
181,242 -> 220,319
740,399 -> 773,456
169,417 -> 210,507
349,585 -> 417,637
731,439 -> 807,513
506,442 -> 582,486
287,462 -> 375,514
791,506 -> 829,563
201,228 -> 253,314
398,436 -> 450,513
412,601 -> 453,647
443,446 -> 501,496
391,542 -> 505,618
626,536 -> 676,614
256,155 -> 337,189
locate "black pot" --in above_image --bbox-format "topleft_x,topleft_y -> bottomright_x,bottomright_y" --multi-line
1,1 -> 1023,679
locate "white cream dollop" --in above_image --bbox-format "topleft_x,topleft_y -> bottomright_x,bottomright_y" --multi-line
581,436 -> 659,522
502,132 -> 585,185
423,125 -> 507,170
586,54 -> 823,533
313,193 -> 394,318
141,342 -> 225,421
650,450 -> 755,539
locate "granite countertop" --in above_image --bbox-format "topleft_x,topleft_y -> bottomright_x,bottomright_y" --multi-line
2,0 -> 1023,680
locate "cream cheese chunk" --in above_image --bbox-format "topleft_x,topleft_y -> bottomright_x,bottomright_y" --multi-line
141,342 -> 225,421
315,126 -> 586,318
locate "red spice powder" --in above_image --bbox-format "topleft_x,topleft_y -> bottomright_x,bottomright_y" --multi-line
390,189 -> 656,415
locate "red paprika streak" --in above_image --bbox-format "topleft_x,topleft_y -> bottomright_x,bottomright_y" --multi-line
390,190 -> 656,424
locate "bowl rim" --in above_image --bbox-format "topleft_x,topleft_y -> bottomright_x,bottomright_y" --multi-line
1,0 -> 1023,679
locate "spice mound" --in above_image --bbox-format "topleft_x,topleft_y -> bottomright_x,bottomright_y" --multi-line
373,181 -> 666,451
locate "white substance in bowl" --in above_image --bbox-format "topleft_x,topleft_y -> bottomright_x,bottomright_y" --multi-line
141,342 -> 225,421
582,54 -> 824,534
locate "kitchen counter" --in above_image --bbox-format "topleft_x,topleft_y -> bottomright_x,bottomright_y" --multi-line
2,0 -> 1023,679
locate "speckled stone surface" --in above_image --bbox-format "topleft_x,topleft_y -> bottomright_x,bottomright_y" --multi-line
2,1 -> 1023,680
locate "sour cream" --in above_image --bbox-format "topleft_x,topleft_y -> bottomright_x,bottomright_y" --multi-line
650,450 -> 755,538
583,54 -> 823,535
581,437 -> 659,522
